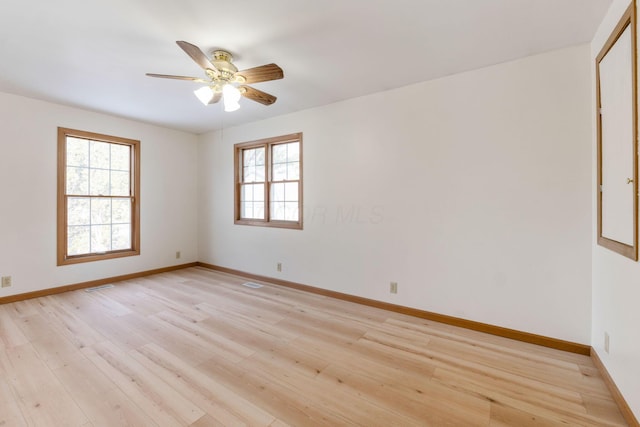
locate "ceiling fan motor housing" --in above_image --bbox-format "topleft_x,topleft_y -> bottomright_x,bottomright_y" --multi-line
210,50 -> 240,83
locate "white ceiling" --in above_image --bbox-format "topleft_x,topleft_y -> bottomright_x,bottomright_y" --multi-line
0,0 -> 611,134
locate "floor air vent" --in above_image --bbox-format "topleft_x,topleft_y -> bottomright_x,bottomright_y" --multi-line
242,282 -> 263,289
84,284 -> 115,293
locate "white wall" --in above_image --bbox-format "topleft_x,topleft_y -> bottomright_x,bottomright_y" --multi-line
0,92 -> 199,297
198,45 -> 593,344
591,0 -> 640,419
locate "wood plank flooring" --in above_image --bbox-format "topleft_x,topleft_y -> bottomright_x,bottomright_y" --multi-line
0,267 -> 627,426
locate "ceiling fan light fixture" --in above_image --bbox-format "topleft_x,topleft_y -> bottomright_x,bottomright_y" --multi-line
223,84 -> 241,112
194,86 -> 215,105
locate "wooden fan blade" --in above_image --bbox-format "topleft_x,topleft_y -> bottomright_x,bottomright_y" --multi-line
240,85 -> 277,105
176,40 -> 218,72
209,93 -> 222,105
146,73 -> 208,83
236,64 -> 283,84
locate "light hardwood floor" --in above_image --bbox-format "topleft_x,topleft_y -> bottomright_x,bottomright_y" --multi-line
0,267 -> 627,426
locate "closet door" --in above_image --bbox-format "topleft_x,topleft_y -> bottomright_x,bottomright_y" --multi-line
597,3 -> 638,260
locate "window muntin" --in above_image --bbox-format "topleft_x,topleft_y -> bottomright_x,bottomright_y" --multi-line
57,128 -> 140,265
235,133 -> 302,229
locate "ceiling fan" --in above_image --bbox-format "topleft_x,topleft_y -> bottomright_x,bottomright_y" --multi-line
147,41 -> 284,112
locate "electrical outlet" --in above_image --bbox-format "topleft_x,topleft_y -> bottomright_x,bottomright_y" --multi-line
604,332 -> 610,354
1,276 -> 11,288
390,282 -> 398,294
277,262 -> 282,272
176,251 -> 181,259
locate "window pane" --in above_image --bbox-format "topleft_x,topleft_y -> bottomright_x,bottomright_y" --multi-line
254,183 -> 264,202
255,163 -> 265,182
90,141 -> 110,169
285,182 -> 298,202
67,138 -> 89,167
91,198 -> 112,225
112,198 -> 131,223
241,183 -> 265,206
270,201 -> 286,220
68,225 -> 90,255
66,167 -> 88,195
285,202 -> 299,221
91,225 -> 111,252
273,163 -> 286,181
271,183 -> 285,202
241,201 -> 265,220
270,182 -> 297,221
68,198 -> 90,226
244,149 -> 256,167
242,148 -> 266,184
241,202 -> 253,219
110,170 -> 130,196
111,144 -> 130,171
241,184 -> 253,202
287,142 -> 299,162
254,202 -> 264,219
255,147 -> 265,166
112,224 -> 131,250
243,166 -> 255,183
271,142 -> 299,182
287,162 -> 300,180
89,169 -> 110,195
272,144 -> 287,163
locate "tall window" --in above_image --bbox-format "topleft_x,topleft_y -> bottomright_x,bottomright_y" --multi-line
57,128 -> 140,265
234,133 -> 303,229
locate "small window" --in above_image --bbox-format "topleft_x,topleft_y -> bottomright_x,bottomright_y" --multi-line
57,128 -> 140,265
234,133 -> 303,229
